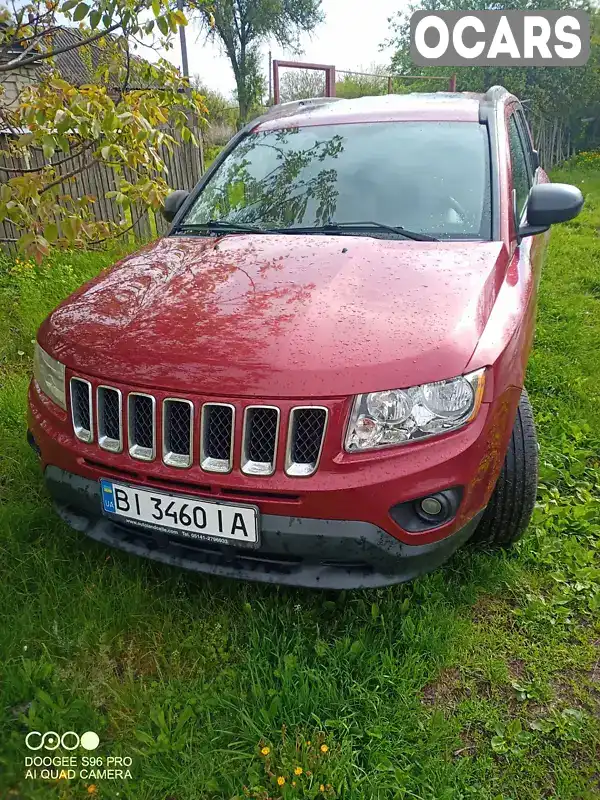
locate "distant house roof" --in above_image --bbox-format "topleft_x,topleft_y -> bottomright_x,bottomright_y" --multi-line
1,25 -> 159,90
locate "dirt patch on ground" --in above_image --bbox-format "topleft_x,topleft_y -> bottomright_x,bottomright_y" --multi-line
453,727 -> 478,759
589,639 -> 600,686
508,659 -> 526,680
470,593 -> 516,629
422,667 -> 465,707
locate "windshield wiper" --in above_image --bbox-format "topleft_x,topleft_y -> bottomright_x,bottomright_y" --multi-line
283,221 -> 439,242
176,219 -> 274,235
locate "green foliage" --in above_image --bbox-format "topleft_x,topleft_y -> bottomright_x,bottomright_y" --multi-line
335,65 -> 390,99
204,144 -> 225,168
195,0 -> 323,122
279,68 -> 326,102
0,0 -> 207,260
192,79 -> 237,139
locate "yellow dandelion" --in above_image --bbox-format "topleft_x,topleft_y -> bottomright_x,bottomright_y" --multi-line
292,781 -> 297,787
260,746 -> 270,755
306,740 -> 311,746
320,785 -> 325,793
87,787 -> 97,795
320,744 -> 329,753
277,776 -> 285,786
294,766 -> 303,775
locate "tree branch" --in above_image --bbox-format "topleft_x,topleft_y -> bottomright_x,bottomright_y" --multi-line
0,141 -> 95,173
0,23 -> 122,73
40,160 -> 95,193
87,209 -> 146,245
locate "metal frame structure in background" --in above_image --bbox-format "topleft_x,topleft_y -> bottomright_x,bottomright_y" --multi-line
272,60 -> 336,105
272,59 -> 457,104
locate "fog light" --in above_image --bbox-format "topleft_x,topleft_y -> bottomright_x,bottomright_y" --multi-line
389,487 -> 464,533
420,497 -> 443,516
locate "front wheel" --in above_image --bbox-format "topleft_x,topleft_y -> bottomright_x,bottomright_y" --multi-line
471,389 -> 538,548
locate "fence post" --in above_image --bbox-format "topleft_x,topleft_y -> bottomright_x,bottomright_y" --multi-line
449,74 -> 457,92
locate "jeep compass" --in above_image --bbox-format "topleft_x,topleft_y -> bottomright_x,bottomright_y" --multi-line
28,87 -> 584,588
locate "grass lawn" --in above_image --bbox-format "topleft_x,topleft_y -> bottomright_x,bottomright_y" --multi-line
1,162 -> 599,800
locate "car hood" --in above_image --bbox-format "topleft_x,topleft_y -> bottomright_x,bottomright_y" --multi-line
41,234 -> 508,398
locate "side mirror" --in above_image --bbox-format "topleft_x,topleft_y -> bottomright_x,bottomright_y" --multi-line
519,183 -> 584,239
162,190 -> 190,222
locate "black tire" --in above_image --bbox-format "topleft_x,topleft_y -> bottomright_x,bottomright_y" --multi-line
471,389 -> 538,548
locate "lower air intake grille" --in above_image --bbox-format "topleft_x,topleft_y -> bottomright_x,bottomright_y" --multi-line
286,407 -> 327,476
70,378 -> 92,442
163,399 -> 193,468
242,406 -> 279,475
201,403 -> 234,472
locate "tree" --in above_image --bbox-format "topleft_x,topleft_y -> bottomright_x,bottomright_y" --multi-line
0,0 -> 207,260
335,64 -> 389,99
195,0 -> 324,123
385,0 -> 600,165
192,78 -> 236,143
279,67 -> 325,102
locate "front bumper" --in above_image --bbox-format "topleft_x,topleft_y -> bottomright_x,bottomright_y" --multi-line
45,466 -> 483,589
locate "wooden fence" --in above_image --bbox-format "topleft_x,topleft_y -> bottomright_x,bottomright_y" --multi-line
526,112 -> 574,170
0,127 -> 204,251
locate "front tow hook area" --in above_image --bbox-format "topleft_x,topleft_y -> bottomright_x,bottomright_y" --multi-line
27,429 -> 42,459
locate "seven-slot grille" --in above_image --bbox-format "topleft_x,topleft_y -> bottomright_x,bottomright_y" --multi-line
69,377 -> 328,476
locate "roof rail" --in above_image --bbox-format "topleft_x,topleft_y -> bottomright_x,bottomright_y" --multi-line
243,96 -> 341,132
479,85 -> 515,123
482,85 -> 512,103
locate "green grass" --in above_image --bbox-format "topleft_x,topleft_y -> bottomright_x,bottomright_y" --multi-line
1,164 -> 600,800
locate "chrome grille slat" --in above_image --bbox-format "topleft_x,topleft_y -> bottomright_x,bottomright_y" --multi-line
286,407 -> 328,477
97,386 -> 122,452
201,403 -> 234,473
70,378 -> 93,442
242,406 -> 280,476
128,393 -> 156,461
163,398 -> 193,468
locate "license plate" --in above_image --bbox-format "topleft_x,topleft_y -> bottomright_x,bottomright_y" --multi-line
100,479 -> 259,546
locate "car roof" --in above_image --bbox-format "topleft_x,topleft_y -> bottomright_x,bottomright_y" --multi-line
254,92 -> 486,132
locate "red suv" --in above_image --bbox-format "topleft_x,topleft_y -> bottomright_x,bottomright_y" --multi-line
28,87 -> 583,589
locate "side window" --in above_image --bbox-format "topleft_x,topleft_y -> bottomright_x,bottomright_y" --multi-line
516,110 -> 536,179
508,115 -> 530,221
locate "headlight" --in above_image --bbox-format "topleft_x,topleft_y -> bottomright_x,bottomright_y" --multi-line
34,343 -> 66,410
345,369 -> 485,452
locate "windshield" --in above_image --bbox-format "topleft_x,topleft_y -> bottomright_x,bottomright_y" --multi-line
182,121 -> 492,240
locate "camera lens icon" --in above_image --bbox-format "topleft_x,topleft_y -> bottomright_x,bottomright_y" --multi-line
25,730 -> 100,750
80,731 -> 100,750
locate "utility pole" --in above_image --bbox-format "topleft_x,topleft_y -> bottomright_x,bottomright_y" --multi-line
268,50 -> 272,105
177,0 -> 189,78
175,0 -> 202,174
